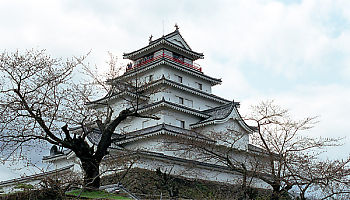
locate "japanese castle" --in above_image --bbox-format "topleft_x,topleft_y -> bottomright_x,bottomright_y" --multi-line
0,27 -> 269,192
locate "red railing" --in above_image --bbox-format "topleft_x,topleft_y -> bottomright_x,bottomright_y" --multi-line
126,53 -> 202,72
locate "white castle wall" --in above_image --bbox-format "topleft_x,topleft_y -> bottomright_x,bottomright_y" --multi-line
196,119 -> 250,151
161,86 -> 223,110
162,109 -> 200,129
160,65 -> 212,93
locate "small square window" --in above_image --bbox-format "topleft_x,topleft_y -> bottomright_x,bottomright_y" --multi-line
178,97 -> 184,104
177,120 -> 185,128
180,121 -> 185,128
176,75 -> 183,83
197,83 -> 202,90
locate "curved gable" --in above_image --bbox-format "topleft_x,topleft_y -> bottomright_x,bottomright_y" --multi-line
191,102 -> 254,134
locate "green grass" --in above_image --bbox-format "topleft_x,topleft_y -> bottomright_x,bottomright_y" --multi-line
66,189 -> 131,199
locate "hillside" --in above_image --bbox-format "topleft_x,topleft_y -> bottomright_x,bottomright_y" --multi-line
101,168 -> 280,200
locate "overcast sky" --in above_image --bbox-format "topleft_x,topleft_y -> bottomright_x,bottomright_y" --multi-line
1,0 -> 350,181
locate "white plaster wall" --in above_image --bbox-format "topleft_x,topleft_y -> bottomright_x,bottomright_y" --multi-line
148,90 -> 165,103
125,66 -> 165,87
44,155 -> 78,169
161,109 -> 200,129
93,97 -> 132,120
137,67 -> 165,86
125,137 -> 164,152
113,109 -> 164,134
162,66 -> 212,93
1,161 -> 80,194
195,119 -> 249,151
47,158 -> 71,169
162,86 -> 223,110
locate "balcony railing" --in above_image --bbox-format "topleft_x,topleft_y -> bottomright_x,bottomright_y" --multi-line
126,53 -> 202,72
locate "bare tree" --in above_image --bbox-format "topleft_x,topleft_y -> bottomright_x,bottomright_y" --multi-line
171,100 -> 349,199
289,156 -> 350,200
0,49 -> 158,189
168,120 -> 268,199
247,100 -> 348,200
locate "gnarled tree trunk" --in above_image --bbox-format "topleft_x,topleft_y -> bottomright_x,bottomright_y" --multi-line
81,158 -> 101,189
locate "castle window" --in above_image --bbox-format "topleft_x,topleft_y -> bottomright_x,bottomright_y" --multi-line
147,75 -> 153,82
197,83 -> 202,90
176,75 -> 183,83
178,97 -> 184,104
177,120 -> 185,128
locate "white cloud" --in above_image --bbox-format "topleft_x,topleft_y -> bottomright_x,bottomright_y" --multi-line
180,0 -> 350,82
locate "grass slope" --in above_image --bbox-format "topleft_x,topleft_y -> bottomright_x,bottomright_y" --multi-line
66,189 -> 131,200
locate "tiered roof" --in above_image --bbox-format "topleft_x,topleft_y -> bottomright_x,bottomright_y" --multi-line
123,30 -> 204,61
92,75 -> 226,107
191,101 -> 255,133
138,98 -> 209,118
142,76 -> 228,103
149,29 -> 192,50
117,58 -> 221,85
193,102 -> 239,126
87,123 -> 214,146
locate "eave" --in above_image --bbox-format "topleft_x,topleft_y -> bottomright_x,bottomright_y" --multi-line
0,165 -> 74,187
142,77 -> 230,104
123,38 -> 204,61
112,123 -> 214,145
86,90 -> 149,108
42,150 -> 74,162
149,29 -> 192,50
190,103 -> 254,134
138,98 -> 209,118
113,59 -> 222,86
116,149 -> 272,179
